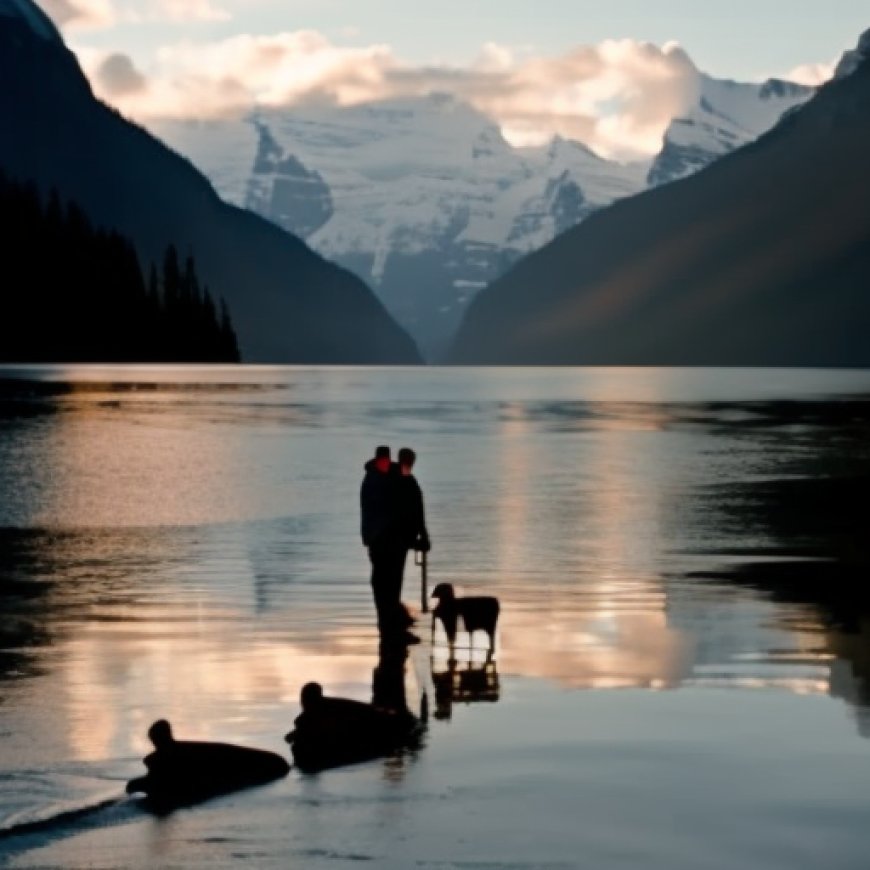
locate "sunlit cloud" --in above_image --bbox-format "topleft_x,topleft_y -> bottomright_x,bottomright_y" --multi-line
149,0 -> 230,22
40,0 -> 116,29
39,0 -> 230,28
74,31 -> 701,159
784,60 -> 835,86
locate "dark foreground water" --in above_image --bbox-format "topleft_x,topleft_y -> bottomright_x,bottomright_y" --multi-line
1,366 -> 869,869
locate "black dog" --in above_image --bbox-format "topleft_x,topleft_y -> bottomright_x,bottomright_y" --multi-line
431,583 -> 500,652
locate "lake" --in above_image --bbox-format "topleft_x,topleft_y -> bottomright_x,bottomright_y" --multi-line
1,365 -> 869,869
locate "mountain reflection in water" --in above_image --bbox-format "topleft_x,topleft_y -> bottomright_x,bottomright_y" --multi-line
1,365 -> 870,861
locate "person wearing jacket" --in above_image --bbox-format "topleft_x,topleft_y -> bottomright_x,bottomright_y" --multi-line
360,445 -> 407,639
396,447 -> 430,555
360,445 -> 430,642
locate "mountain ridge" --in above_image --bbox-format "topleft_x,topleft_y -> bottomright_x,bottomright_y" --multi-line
0,0 -> 62,43
648,74 -> 812,187
0,5 -> 420,363
446,45 -> 870,366
151,73 -> 808,359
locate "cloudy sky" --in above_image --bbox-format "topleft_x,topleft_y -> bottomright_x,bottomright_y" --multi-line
39,1 -> 868,159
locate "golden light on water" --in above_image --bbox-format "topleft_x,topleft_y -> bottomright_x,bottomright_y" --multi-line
59,615 -> 381,761
22,384 -> 260,528
487,372 -> 693,689
3,367 -> 865,775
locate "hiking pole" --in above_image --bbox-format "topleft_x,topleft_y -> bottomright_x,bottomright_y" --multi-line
415,549 -> 429,613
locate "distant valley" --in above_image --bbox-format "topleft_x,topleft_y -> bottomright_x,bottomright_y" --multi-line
151,72 -> 810,360
4,0 -> 865,368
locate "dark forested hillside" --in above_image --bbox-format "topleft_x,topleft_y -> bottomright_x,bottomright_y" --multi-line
0,173 -> 239,363
448,49 -> 870,366
0,5 -> 420,363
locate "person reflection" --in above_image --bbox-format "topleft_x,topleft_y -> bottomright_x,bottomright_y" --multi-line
372,638 -> 412,714
431,653 -> 500,721
287,643 -> 424,772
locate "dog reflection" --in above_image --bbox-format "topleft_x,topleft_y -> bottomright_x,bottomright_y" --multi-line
431,654 -> 500,721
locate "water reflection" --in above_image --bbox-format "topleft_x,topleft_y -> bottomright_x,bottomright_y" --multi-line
3,368 -> 870,837
430,650 -> 500,721
3,520 -> 862,770
677,396 -> 870,729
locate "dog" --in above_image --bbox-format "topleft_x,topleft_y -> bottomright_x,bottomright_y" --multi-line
430,582 -> 500,652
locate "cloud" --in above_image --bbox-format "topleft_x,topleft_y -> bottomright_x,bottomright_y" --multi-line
39,0 -> 230,28
784,61 -> 835,86
40,0 -> 115,29
76,31 -> 701,159
151,0 -> 230,22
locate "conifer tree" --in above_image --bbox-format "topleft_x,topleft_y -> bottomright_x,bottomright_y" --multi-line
0,174 -> 242,363
219,298 -> 241,363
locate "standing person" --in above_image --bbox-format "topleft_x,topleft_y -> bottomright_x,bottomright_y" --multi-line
360,445 -> 413,641
395,447 -> 431,630
397,447 -> 430,557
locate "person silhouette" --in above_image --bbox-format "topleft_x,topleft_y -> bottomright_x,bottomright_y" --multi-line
286,645 -> 423,772
396,446 -> 430,559
126,719 -> 289,810
360,445 -> 416,642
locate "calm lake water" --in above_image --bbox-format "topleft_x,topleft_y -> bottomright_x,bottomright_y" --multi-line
1,365 -> 870,869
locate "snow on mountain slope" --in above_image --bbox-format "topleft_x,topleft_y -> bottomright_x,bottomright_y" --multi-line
460,135 -> 648,253
153,93 -> 646,358
250,94 -> 637,264
647,75 -> 813,186
151,73 -> 809,358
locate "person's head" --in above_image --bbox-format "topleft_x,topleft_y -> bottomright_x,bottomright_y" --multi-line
398,447 -> 416,475
148,719 -> 174,749
300,681 -> 323,711
374,444 -> 391,473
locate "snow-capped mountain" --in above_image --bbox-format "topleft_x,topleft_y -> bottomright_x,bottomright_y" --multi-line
153,96 -> 647,359
447,40 -> 870,366
151,74 -> 810,359
647,75 -> 814,187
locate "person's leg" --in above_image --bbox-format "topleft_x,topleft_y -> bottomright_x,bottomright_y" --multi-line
373,543 -> 411,637
386,545 -> 410,632
372,644 -> 409,713
369,544 -> 393,634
